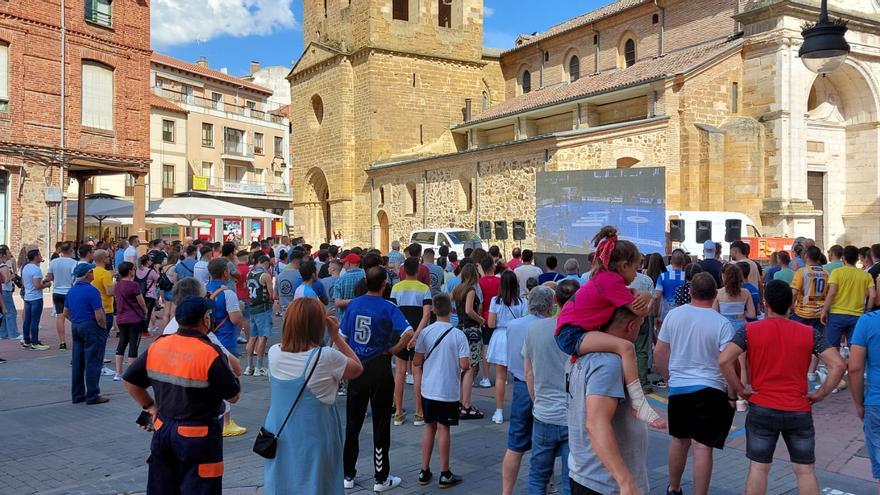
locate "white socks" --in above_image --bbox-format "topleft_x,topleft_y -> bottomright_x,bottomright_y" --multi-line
626,379 -> 662,425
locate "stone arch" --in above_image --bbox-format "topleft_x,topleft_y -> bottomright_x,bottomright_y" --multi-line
563,48 -> 581,83
377,210 -> 390,254
616,157 -> 640,169
518,65 -> 532,95
617,31 -> 637,68
304,167 -> 331,243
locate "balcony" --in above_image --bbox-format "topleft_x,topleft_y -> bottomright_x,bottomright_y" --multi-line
152,87 -> 285,125
191,176 -> 290,198
222,140 -> 255,161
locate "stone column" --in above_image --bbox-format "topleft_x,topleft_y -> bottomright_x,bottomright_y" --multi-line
132,172 -> 147,253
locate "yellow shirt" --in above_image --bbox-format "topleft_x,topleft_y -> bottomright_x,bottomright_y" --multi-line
828,265 -> 874,316
790,265 -> 827,319
91,266 -> 115,314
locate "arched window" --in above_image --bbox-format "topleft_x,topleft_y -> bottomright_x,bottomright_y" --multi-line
522,70 -> 532,94
311,94 -> 324,126
624,38 -> 636,67
569,55 -> 580,83
406,182 -> 418,214
379,186 -> 385,205
457,178 -> 473,211
617,157 -> 640,169
481,91 -> 489,111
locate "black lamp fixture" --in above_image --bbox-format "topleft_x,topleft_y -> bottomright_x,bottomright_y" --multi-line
799,0 -> 850,74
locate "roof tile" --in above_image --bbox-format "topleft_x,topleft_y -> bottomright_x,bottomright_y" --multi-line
151,53 -> 273,95
149,94 -> 187,114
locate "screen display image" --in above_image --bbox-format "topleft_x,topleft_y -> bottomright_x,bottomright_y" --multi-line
536,167 -> 666,255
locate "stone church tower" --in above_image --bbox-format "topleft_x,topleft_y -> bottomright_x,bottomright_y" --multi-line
289,0 -> 504,247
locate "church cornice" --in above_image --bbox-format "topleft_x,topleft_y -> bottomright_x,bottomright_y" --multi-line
736,0 -> 880,33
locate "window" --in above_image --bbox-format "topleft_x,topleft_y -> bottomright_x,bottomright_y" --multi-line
224,127 -> 245,155
162,165 -> 175,198
85,0 -> 112,27
0,43 -> 8,113
406,182 -> 418,215
379,186 -> 385,205
211,92 -> 222,110
254,132 -> 264,155
522,70 -> 532,94
481,91 -> 489,111
392,0 -> 408,20
652,13 -> 659,24
245,100 -> 256,117
569,56 -> 580,83
616,157 -> 640,169
81,61 -> 114,130
412,232 -> 435,244
124,174 -> 134,196
544,51 -> 550,62
593,33 -> 599,45
181,84 -> 193,105
311,94 -> 324,125
624,38 -> 636,67
225,165 -> 244,182
201,123 -> 214,147
274,136 -> 284,158
438,0 -> 451,28
201,161 -> 213,179
162,119 -> 175,143
731,82 -> 739,113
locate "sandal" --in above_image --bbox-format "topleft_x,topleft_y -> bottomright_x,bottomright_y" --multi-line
459,406 -> 484,420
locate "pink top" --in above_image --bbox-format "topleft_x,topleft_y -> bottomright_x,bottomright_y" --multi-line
508,258 -> 522,270
556,270 -> 635,333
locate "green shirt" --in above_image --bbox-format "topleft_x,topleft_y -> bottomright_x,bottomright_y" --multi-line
773,268 -> 795,284
824,260 -> 844,273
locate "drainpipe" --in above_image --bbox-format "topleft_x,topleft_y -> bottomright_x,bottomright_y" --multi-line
655,0 -> 666,56
593,30 -> 600,74
475,162 -> 480,230
370,177 -> 375,247
58,0 -> 66,245
422,171 -> 428,228
539,47 -> 545,89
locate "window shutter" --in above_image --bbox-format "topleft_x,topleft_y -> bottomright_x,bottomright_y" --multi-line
0,44 -> 8,101
82,62 -> 114,130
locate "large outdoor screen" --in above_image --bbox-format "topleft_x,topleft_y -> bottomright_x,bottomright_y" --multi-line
536,167 -> 666,255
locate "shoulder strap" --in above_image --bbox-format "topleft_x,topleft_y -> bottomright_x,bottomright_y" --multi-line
424,324 -> 455,362
208,288 -> 229,332
275,346 -> 322,437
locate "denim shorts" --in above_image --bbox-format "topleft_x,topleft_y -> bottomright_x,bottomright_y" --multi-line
790,314 -> 825,336
507,379 -> 534,453
555,324 -> 586,357
865,405 -> 880,479
826,313 -> 860,347
249,310 -> 273,337
746,403 -> 815,464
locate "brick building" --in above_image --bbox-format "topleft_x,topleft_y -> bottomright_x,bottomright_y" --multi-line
0,0 -> 151,250
289,0 -> 880,252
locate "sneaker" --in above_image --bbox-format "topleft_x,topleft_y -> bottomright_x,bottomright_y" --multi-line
14,334 -> 23,341
418,469 -> 433,486
478,377 -> 492,388
243,366 -> 254,376
343,477 -> 355,490
666,487 -> 683,495
373,476 -> 401,492
0,358 -> 6,364
237,335 -> 248,344
101,366 -> 116,376
413,413 -> 425,427
222,420 -> 248,437
20,340 -> 30,349
337,385 -> 347,396
113,373 -> 122,381
438,471 -> 462,489
31,342 -> 50,351
393,412 -> 407,426
405,373 -> 414,385
257,367 -> 268,377
58,343 -> 67,351
491,409 -> 504,424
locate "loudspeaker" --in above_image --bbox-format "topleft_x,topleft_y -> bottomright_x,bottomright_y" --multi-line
512,220 -> 526,241
669,219 -> 685,242
696,220 -> 712,244
478,221 -> 492,240
494,220 -> 509,241
725,219 -> 742,242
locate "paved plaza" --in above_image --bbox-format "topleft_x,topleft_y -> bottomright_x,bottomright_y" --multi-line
0,301 -> 875,494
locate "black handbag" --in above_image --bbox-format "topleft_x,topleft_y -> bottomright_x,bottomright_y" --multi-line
253,346 -> 323,459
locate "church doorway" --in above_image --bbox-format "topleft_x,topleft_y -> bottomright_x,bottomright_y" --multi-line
305,168 -> 332,244
377,210 -> 389,254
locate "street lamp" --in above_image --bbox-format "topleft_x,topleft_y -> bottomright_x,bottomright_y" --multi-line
799,0 -> 850,74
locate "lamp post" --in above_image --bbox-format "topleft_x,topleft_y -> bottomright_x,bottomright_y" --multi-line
799,0 -> 850,74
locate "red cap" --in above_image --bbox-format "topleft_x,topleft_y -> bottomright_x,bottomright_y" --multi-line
341,253 -> 361,265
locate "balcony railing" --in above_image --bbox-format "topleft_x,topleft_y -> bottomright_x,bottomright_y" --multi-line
191,176 -> 290,197
152,87 -> 285,125
222,140 -> 254,159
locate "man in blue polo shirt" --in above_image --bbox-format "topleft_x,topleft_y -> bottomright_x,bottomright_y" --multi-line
342,266 -> 412,493
63,263 -> 109,405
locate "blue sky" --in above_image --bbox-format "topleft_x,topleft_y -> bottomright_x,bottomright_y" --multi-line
154,0 -> 607,77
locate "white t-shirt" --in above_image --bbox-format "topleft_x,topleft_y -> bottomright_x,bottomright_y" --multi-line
123,246 -> 138,264
657,304 -> 734,392
162,319 -> 231,357
267,344 -> 348,405
414,322 -> 468,403
514,264 -> 543,295
193,260 -> 210,286
48,256 -> 78,295
489,298 -> 527,330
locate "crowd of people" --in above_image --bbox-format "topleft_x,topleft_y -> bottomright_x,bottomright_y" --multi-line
2,230 -> 879,495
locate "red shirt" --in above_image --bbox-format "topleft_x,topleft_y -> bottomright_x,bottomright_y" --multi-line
556,270 -> 635,333
236,263 -> 250,301
508,258 -> 522,270
398,264 -> 430,286
740,319 -> 821,412
479,275 -> 501,322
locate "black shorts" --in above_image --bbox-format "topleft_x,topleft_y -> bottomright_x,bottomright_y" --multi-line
421,398 -> 459,427
746,403 -> 815,464
395,348 -> 414,361
668,387 -> 735,449
481,325 -> 493,346
52,293 -> 66,314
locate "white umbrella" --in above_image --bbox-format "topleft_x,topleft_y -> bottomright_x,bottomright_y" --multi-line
115,217 -> 212,228
149,196 -> 282,231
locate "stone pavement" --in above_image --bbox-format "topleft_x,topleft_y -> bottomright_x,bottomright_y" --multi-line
0,303 -> 875,494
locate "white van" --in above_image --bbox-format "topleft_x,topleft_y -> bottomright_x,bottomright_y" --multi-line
666,211 -> 763,258
409,229 -> 488,258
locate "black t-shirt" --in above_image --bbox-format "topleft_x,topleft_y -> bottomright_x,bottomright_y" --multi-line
699,258 -> 723,288
869,263 -> 880,309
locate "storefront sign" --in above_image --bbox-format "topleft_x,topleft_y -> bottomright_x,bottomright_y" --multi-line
193,175 -> 208,191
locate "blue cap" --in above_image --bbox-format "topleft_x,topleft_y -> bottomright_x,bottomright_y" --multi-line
175,296 -> 213,326
73,263 -> 96,278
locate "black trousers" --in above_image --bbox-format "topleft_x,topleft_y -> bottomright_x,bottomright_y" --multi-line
343,354 -> 394,482
570,478 -> 603,495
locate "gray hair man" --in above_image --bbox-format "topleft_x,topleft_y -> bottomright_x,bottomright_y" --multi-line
524,282 -> 578,495
562,258 -> 582,284
388,240 -> 405,268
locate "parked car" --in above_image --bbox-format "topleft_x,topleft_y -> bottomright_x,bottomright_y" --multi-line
409,228 -> 487,258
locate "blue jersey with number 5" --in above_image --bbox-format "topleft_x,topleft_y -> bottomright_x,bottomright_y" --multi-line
341,294 -> 412,364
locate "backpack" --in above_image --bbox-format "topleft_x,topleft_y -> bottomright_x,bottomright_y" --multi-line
157,269 -> 174,292
134,269 -> 154,296
208,287 -> 229,333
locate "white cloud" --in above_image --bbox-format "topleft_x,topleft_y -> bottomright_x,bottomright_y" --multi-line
484,6 -> 495,18
151,0 -> 297,48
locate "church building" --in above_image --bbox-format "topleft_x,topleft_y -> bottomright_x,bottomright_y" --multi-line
288,0 -> 880,252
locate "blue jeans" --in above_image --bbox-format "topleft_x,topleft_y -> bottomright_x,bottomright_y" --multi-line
71,320 -> 108,403
826,313 -> 860,347
22,298 -> 43,345
865,405 -> 880,480
528,419 -> 570,495
0,290 -> 18,338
